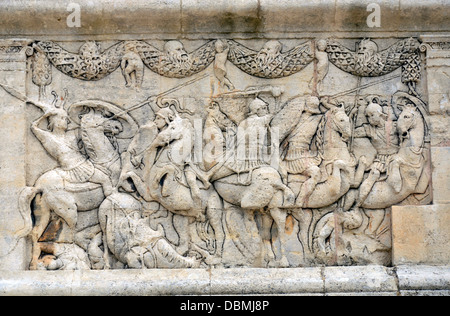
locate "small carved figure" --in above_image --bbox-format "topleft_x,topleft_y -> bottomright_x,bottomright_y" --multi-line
121,42 -> 144,90
309,39 -> 329,93
214,40 -> 235,90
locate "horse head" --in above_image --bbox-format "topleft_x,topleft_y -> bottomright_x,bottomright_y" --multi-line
329,103 -> 352,143
397,105 -> 420,140
103,119 -> 123,136
206,101 -> 235,131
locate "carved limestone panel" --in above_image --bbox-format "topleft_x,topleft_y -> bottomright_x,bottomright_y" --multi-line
1,37 -> 432,270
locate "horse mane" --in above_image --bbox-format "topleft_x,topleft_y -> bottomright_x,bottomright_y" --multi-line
313,113 -> 327,159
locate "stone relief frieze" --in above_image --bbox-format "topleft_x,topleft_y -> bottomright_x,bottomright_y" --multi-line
0,37 -> 433,270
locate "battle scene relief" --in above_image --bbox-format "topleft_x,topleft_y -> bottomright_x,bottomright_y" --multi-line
2,37 -> 431,270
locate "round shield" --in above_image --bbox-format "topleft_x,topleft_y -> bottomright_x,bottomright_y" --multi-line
67,100 -> 139,139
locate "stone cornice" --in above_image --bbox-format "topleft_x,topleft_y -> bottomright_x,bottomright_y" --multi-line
0,0 -> 449,39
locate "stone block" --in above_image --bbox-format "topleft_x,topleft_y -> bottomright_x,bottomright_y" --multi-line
259,0 -> 336,34
210,267 -> 324,295
431,147 -> 450,203
392,205 -> 450,265
396,265 -> 450,292
182,0 -> 261,34
323,265 -> 397,294
72,269 -> 211,296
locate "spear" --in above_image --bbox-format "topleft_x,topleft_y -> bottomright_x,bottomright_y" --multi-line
105,73 -> 209,122
330,74 -> 400,98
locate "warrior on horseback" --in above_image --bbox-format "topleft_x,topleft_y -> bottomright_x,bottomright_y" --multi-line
30,102 -> 114,197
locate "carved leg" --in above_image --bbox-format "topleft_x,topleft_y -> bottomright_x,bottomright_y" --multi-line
185,169 -> 206,222
123,67 -> 132,87
154,239 -> 201,268
351,156 -> 368,188
125,171 -> 152,202
45,191 -> 78,232
269,208 -> 290,268
173,214 -> 190,256
206,191 -> 225,263
356,169 -> 380,207
296,166 -> 321,207
260,212 -> 275,266
87,231 -> 105,270
206,208 -> 225,264
291,208 -> 313,256
317,218 -> 334,254
363,209 -> 385,238
91,168 -> 114,197
29,195 -> 50,270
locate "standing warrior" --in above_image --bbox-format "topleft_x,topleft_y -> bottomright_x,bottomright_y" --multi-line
280,96 -> 323,207
30,101 -> 114,197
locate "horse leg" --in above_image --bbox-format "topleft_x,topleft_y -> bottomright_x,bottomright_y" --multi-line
29,194 -> 51,270
356,169 -> 380,207
260,212 -> 275,267
97,202 -> 110,269
185,169 -> 206,222
206,193 -> 225,264
351,156 -> 368,188
173,214 -> 190,256
269,207 -> 290,268
90,168 -> 114,197
87,231 -> 105,269
45,191 -> 78,235
295,166 -> 321,207
291,208 -> 313,258
272,179 -> 296,207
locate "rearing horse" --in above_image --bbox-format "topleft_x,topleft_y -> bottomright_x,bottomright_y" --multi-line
17,106 -> 123,270
359,105 -> 428,209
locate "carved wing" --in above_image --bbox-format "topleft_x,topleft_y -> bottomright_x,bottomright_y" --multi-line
271,96 -> 306,143
136,40 -> 217,78
326,38 -> 420,77
35,41 -> 126,81
226,40 -> 314,79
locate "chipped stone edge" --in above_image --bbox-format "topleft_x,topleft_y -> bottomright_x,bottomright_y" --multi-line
1,265 -> 449,296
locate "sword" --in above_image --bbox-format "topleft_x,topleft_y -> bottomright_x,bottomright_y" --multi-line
0,83 -> 52,112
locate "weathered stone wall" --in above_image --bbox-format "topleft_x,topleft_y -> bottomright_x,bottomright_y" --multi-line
0,0 -> 448,295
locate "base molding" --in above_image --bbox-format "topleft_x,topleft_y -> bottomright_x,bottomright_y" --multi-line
1,265 -> 449,296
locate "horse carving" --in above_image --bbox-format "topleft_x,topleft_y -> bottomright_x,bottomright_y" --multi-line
16,100 -> 130,269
